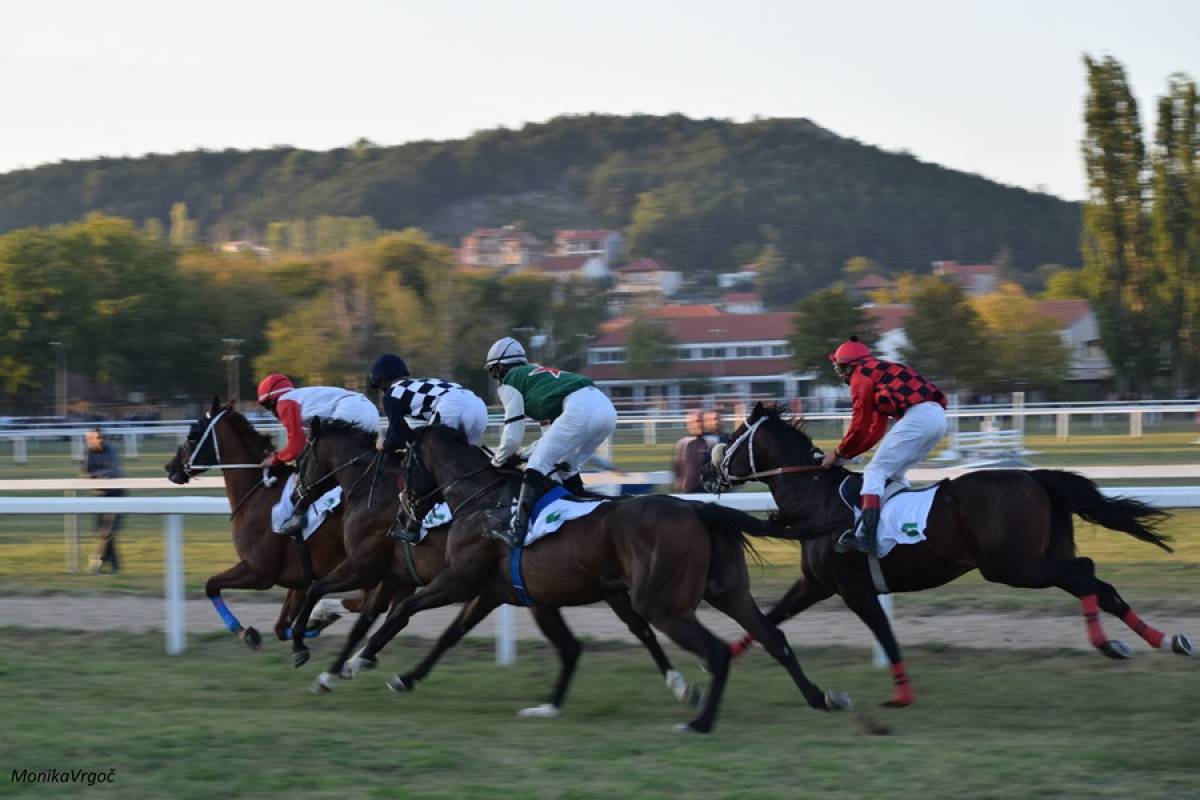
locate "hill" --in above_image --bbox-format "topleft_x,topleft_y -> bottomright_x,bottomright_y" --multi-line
0,114 -> 1080,292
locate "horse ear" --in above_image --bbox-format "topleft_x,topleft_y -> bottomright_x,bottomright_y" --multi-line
210,395 -> 221,415
750,401 -> 765,422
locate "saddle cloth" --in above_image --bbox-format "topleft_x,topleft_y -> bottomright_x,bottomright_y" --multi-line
522,485 -> 606,547
411,502 -> 453,543
837,474 -> 939,558
271,474 -> 342,541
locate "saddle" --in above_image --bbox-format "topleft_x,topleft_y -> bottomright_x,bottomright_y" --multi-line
837,472 -> 910,511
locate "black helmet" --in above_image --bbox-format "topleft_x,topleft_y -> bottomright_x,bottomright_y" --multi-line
368,354 -> 409,390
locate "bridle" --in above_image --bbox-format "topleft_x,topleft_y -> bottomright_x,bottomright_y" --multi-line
399,431 -> 511,527
291,435 -> 376,507
181,407 -> 278,518
708,417 -> 824,492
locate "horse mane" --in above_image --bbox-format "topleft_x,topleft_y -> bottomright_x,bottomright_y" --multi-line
221,405 -> 275,450
754,402 -> 809,433
316,418 -> 379,450
424,424 -> 491,464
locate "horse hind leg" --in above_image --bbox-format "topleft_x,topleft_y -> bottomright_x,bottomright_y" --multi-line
1095,579 -> 1193,657
707,588 -> 850,713
834,567 -> 912,707
604,592 -> 702,708
731,576 -> 835,659
653,614 -> 731,734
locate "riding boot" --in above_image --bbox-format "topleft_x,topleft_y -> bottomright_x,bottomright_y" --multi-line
278,494 -> 313,537
498,469 -> 546,548
561,473 -> 587,497
387,508 -> 424,544
859,505 -> 880,556
837,493 -> 880,555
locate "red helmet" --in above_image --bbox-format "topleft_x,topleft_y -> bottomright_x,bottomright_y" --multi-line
256,373 -> 294,404
829,336 -> 871,365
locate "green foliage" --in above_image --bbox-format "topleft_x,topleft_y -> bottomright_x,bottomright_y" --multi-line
972,284 -> 1070,392
168,202 -> 197,248
624,314 -> 677,378
902,278 -> 991,390
0,115 -> 1081,281
1041,268 -> 1089,299
789,288 -> 876,384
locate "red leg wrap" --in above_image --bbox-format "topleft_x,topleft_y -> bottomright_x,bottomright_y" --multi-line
1081,594 -> 1107,648
890,662 -> 914,705
1121,609 -> 1165,649
730,634 -> 755,657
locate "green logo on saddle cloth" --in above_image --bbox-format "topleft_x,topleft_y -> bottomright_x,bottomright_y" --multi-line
546,511 -> 563,524
901,522 -> 920,537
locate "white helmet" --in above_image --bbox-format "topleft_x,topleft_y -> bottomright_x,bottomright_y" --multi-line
485,337 -> 528,369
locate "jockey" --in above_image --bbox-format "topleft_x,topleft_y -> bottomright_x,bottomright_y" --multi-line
368,354 -> 489,450
822,337 -> 948,555
486,337 -> 617,548
257,373 -> 380,536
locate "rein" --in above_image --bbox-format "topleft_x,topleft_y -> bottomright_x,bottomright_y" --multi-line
185,409 -> 270,472
715,417 -> 824,488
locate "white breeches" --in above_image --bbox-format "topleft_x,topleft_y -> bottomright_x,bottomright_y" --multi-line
432,391 -> 489,446
863,401 -> 948,497
527,387 -> 617,478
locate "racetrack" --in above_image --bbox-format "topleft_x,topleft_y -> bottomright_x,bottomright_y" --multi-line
3,593 -> 1195,653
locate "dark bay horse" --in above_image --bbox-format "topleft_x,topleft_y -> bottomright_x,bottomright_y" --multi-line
702,403 -> 1192,706
329,422 -> 850,733
165,398 -> 358,647
291,419 -> 705,710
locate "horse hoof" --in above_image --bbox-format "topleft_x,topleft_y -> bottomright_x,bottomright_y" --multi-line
386,675 -> 414,695
348,654 -> 377,676
517,703 -> 561,719
824,691 -> 853,711
1099,640 -> 1134,660
672,721 -> 710,734
239,627 -> 262,650
292,648 -> 310,669
1169,634 -> 1194,657
311,672 -> 337,694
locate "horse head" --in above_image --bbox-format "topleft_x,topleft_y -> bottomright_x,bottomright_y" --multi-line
164,395 -> 276,484
700,402 -> 825,493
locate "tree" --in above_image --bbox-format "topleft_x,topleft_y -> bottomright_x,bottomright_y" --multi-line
902,278 -> 990,390
843,256 -> 879,278
790,288 -> 877,384
973,284 -> 1070,392
169,202 -> 198,248
1150,73 -> 1200,391
625,314 -> 677,378
1041,268 -> 1089,299
1081,54 -> 1157,390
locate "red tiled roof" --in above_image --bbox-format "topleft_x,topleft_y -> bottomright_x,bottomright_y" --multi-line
1035,299 -> 1092,326
934,261 -> 995,276
556,229 -> 617,241
594,312 -> 795,347
588,357 -> 796,382
616,257 -> 673,273
866,304 -> 913,333
532,254 -> 591,274
599,305 -> 723,333
852,274 -> 895,290
722,292 -> 762,303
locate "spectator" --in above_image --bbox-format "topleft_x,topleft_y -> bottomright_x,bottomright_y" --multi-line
702,409 -> 726,448
672,411 -> 712,493
83,428 -> 124,574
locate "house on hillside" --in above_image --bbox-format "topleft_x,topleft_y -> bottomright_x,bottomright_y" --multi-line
848,273 -> 896,303
932,261 -> 997,296
460,226 -> 540,269
717,264 -> 760,290
718,292 -> 766,314
608,258 -> 684,313
586,309 -> 806,407
553,230 -> 623,263
527,254 -> 610,282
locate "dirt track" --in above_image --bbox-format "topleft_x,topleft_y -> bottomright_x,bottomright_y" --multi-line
2,593 -> 1196,653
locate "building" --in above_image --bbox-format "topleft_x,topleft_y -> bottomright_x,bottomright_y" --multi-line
612,258 -> 683,299
460,227 -> 540,269
717,264 -> 760,290
718,292 -> 766,314
528,254 -> 610,281
932,261 -> 998,296
586,307 -> 806,407
553,230 -> 623,263
848,273 -> 896,303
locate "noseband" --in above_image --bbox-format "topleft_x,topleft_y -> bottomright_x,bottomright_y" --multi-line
710,417 -> 823,492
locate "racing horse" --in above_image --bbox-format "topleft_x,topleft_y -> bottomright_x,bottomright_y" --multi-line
702,403 -> 1192,707
289,419 -> 705,711
165,398 -> 358,647
329,421 -> 850,733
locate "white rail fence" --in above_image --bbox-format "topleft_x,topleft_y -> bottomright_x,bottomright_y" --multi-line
2,482 -> 1196,660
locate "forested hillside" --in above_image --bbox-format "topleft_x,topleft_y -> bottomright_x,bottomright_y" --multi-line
0,114 -> 1079,294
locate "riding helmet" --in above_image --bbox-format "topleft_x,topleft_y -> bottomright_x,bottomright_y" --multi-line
368,353 -> 410,390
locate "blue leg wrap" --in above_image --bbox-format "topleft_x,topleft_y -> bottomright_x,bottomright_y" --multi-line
210,597 -> 241,633
282,627 -> 322,640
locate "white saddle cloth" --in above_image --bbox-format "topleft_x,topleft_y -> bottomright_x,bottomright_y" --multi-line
271,474 -> 343,541
522,494 -> 606,547
846,484 -> 940,558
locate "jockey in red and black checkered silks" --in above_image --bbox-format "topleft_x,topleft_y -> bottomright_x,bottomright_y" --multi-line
824,336 -> 949,554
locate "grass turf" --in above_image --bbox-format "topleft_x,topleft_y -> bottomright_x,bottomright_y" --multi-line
0,629 -> 1196,799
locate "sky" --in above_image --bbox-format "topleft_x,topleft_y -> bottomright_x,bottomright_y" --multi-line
4,0 -> 1199,201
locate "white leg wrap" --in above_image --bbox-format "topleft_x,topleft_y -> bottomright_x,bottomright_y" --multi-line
517,703 -> 561,718
665,669 -> 689,702
311,597 -> 345,624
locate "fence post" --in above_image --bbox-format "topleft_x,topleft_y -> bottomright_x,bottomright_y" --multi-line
70,434 -> 84,463
496,604 -> 516,665
164,514 -> 186,655
1130,410 -> 1143,438
643,419 -> 656,446
1056,412 -> 1069,441
125,432 -> 139,459
1011,391 -> 1025,434
13,436 -> 27,465
64,489 -> 79,573
873,594 -> 895,668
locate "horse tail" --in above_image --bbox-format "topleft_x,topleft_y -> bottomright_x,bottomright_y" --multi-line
689,500 -> 830,543
1028,469 -> 1172,553
691,503 -> 763,565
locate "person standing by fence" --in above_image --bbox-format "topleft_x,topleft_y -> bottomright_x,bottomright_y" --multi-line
83,428 -> 124,574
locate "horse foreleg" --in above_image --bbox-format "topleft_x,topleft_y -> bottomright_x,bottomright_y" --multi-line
386,596 -> 501,696
290,558 -> 361,668
274,589 -> 305,641
731,575 -> 835,658
519,606 -> 582,717
313,583 -> 408,693
651,614 -> 732,734
353,571 -> 478,670
205,560 -> 274,650
1095,578 -> 1193,657
836,568 -> 912,707
604,592 -> 702,708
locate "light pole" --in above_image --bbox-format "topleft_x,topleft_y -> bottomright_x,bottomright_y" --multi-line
221,338 -> 243,404
49,341 -> 66,417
